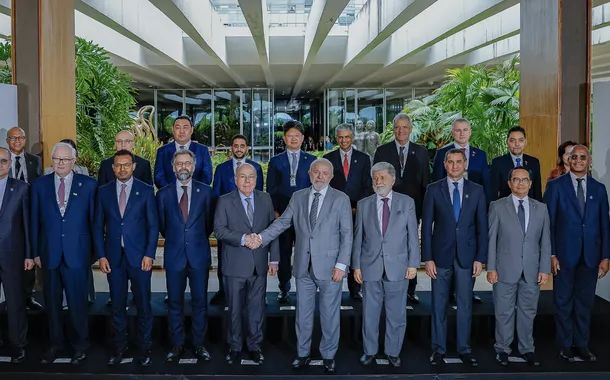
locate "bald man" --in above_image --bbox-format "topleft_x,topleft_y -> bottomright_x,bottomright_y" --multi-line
98,130 -> 153,186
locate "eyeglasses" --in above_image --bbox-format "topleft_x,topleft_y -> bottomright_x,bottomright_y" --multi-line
7,136 -> 25,142
113,163 -> 134,169
510,178 -> 531,184
570,154 -> 589,161
237,174 -> 256,181
52,157 -> 74,164
0,158 -> 10,166
115,139 -> 133,145
175,161 -> 193,168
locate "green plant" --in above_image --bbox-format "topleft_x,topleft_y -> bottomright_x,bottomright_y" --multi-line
0,39 -> 11,84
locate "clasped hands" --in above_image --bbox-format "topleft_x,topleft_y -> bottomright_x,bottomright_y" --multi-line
244,233 -> 262,250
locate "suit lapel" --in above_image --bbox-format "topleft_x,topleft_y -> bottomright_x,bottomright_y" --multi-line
122,180 -> 139,218
253,190 -> 264,227
186,182 -> 200,226
313,188 -> 334,233
440,180 -> 455,221
584,176 -> 594,219
109,180 -> 121,219
62,175 -> 78,216
371,195 -> 381,237
232,190 -> 251,228
561,175 -> 583,218
458,180 -> 471,223
0,178 -> 14,220
297,150 -> 310,175
526,200 -> 538,238
504,196 -> 524,236
168,184 -> 183,222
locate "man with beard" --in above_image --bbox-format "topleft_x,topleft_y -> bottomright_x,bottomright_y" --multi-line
157,150 -> 214,363
94,150 -> 158,366
211,135 -> 263,305
250,158 -> 353,373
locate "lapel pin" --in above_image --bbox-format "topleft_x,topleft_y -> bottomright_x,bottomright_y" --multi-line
10,187 -> 14,192
525,161 -> 529,166
590,196 -> 593,199
354,160 -> 357,163
472,150 -> 476,156
136,192 -> 140,196
196,188 -> 200,193
465,194 -> 469,199
73,193 -> 78,196
411,151 -> 415,155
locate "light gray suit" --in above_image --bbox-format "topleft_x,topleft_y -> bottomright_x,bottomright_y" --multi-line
352,191 -> 420,357
487,195 -> 551,355
260,185 -> 353,359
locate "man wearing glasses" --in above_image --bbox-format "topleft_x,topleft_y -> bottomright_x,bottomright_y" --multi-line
98,130 -> 153,186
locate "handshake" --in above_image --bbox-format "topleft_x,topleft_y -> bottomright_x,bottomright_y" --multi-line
244,233 -> 262,250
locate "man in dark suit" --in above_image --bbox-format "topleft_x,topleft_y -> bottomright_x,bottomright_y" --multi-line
211,134 -> 264,305
422,148 -> 487,367
324,123 -> 372,300
94,150 -> 158,366
266,120 -> 314,303
154,115 -> 213,189
373,113 -> 429,303
214,163 -> 279,365
6,127 -> 42,311
0,147 -> 32,363
157,149 -> 214,363
98,130 -> 153,186
490,126 -> 542,201
31,142 -> 98,364
543,145 -> 610,362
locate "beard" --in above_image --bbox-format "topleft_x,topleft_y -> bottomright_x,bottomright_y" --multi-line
177,170 -> 192,181
374,186 -> 390,197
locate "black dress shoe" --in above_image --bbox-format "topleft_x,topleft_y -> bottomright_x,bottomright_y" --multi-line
41,346 -> 62,364
194,346 -> 211,361
165,346 -> 184,362
496,352 -> 509,366
359,354 -> 375,366
430,352 -> 443,365
250,350 -> 264,364
164,295 -> 168,304
225,350 -> 240,365
323,359 -> 336,373
460,353 -> 478,367
351,291 -> 363,301
26,297 -> 43,311
407,293 -> 420,304
387,355 -> 401,367
106,298 -> 113,306
559,348 -> 575,362
575,347 -> 597,362
11,348 -> 25,364
139,351 -> 152,366
277,291 -> 290,304
472,294 -> 483,304
522,352 -> 540,366
291,356 -> 310,369
71,351 -> 87,365
108,347 -> 128,365
210,291 -> 225,305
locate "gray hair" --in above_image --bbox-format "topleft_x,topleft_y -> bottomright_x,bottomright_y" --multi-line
334,123 -> 353,137
0,146 -> 10,157
51,142 -> 76,159
171,149 -> 197,167
452,118 -> 470,128
444,147 -> 467,162
371,162 -> 396,178
309,157 -> 333,172
235,162 -> 257,177
392,113 -> 412,126
6,126 -> 25,138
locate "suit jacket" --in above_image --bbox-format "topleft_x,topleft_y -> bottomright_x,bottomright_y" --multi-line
487,196 -> 552,284
214,189 -> 280,277
30,173 -> 97,269
9,152 -> 42,183
324,148 -> 373,209
351,192 -> 420,282
490,153 -> 542,201
260,186 -> 353,281
154,141 -> 213,189
421,178 -> 488,269
212,159 -> 264,197
266,150 -> 314,213
97,154 -> 153,186
543,174 -> 610,269
373,141 -> 430,220
157,180 -> 214,271
432,144 -> 491,203
0,178 -> 31,264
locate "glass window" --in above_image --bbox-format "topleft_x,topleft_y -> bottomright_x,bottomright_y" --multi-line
357,89 -> 384,132
185,90 -> 212,147
156,90 -> 184,143
386,88 -> 411,128
327,89 -> 345,139
213,90 -> 242,149
252,89 -> 273,162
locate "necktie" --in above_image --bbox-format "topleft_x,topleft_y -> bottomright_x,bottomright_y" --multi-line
179,185 -> 188,223
291,152 -> 298,174
179,145 -> 186,150
515,157 -> 522,167
310,192 -> 321,231
453,182 -> 460,221
518,199 -> 526,233
381,198 -> 390,236
343,154 -> 349,178
119,183 -> 127,217
58,177 -> 65,208
399,146 -> 405,173
15,156 -> 24,181
245,197 -> 254,226
460,148 -> 466,153
576,178 -> 585,216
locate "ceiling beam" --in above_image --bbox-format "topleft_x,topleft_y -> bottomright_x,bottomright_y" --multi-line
238,0 -> 274,86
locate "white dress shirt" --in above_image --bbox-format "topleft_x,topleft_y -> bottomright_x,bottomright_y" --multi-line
308,186 -> 346,271
10,151 -> 27,182
233,157 -> 247,174
175,140 -> 192,151
54,171 -> 74,210
176,179 -> 193,213
511,194 -> 530,232
447,177 -> 464,206
570,172 -> 587,202
116,177 -> 134,208
0,176 -> 7,212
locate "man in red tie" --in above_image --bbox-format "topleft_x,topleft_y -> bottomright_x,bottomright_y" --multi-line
324,123 -> 373,300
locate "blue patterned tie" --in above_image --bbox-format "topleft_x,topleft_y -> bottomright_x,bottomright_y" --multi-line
515,157 -> 522,167
310,192 -> 321,230
453,182 -> 460,221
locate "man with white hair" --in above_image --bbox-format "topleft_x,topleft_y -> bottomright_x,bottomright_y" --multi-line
30,142 -> 99,364
251,158 -> 353,373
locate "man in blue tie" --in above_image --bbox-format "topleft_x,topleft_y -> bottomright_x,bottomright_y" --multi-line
422,148 -> 488,367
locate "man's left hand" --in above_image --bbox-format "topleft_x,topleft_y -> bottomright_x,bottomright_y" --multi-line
599,259 -> 609,279
24,259 -> 34,271
142,257 -> 153,272
268,263 -> 278,276
405,267 -> 417,280
332,268 -> 345,282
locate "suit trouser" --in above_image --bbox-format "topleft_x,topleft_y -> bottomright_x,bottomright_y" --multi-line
278,226 -> 296,292
0,261 -> 28,347
23,267 -> 36,298
224,271 -> 266,352
43,260 -> 89,351
108,256 -> 152,352
216,241 -> 225,293
493,275 -> 540,354
362,277 -> 408,357
295,267 -> 342,359
431,259 -> 473,355
166,265 -> 208,347
553,258 -> 598,349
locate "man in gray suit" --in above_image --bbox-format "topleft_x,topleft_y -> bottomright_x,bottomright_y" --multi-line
352,162 -> 420,368
214,163 -> 280,365
250,158 -> 353,373
487,167 -> 551,367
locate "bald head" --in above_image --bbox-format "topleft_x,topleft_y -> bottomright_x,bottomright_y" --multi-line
115,130 -> 135,152
6,127 -> 26,155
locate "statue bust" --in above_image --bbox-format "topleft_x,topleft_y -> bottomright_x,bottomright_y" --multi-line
363,120 -> 381,158
353,119 -> 365,152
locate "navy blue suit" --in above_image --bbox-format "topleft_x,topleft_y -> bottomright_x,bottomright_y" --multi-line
432,144 -> 491,203
422,178 -> 488,355
94,178 -> 158,352
266,150 -> 314,291
157,180 -> 214,348
323,148 -> 372,209
31,173 -> 97,351
490,153 -> 542,201
544,174 -> 610,349
154,142 -> 213,189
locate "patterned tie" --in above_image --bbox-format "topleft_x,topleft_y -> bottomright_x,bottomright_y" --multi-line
15,156 -> 24,182
518,199 -> 526,233
291,152 -> 298,173
179,185 -> 188,223
179,145 -> 186,150
58,177 -> 65,208
460,148 -> 466,153
245,197 -> 254,226
343,153 -> 349,178
381,198 -> 390,236
236,160 -> 242,171
310,192 -> 321,231
515,157 -> 522,167
399,146 -> 405,173
119,183 -> 127,217
576,178 -> 585,216
453,182 -> 460,221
